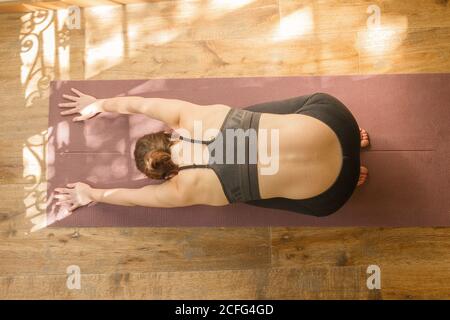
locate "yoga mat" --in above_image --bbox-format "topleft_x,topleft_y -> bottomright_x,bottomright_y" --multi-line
46,73 -> 450,227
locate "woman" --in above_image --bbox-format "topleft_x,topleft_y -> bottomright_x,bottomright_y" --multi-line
54,88 -> 369,217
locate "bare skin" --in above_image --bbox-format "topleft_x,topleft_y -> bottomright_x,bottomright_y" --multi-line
358,128 -> 370,186
54,89 -> 370,213
358,166 -> 369,186
360,128 -> 370,148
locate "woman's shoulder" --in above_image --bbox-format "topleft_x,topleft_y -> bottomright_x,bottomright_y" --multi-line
179,104 -> 232,135
172,169 -> 229,206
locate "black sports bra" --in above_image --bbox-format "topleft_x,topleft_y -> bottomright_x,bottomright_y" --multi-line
178,108 -> 262,203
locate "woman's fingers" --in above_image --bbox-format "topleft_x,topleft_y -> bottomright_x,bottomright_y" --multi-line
54,194 -> 70,200
69,203 -> 79,212
56,199 -> 72,206
54,183 -> 83,211
60,108 -> 79,116
54,183 -> 81,211
70,88 -> 85,97
73,116 -> 87,122
55,187 -> 72,193
63,94 -> 79,102
58,102 -> 77,108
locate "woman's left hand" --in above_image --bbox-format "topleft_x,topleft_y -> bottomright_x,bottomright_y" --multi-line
54,182 -> 94,212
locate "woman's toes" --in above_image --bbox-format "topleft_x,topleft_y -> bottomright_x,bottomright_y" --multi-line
357,166 -> 369,186
360,128 -> 370,148
357,178 -> 365,186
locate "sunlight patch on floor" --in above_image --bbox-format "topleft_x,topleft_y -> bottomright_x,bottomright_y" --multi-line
22,128 -> 52,232
20,10 -> 56,107
356,15 -> 408,71
207,0 -> 255,19
272,6 -> 314,42
57,9 -> 71,79
84,5 -> 124,79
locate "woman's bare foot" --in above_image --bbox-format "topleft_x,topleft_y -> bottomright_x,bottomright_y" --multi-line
360,128 -> 370,148
357,166 -> 368,186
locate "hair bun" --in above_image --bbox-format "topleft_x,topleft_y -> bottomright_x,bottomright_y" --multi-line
134,131 -> 180,180
151,150 -> 171,169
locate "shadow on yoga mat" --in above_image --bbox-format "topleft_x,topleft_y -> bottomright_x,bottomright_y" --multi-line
46,73 -> 450,228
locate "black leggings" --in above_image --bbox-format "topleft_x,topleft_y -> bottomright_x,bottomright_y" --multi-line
244,92 -> 361,217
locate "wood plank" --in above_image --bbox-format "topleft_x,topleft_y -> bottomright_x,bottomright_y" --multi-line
32,1 -> 71,10
119,0 -> 279,42
61,0 -> 119,7
85,32 -> 359,80
280,0 -> 450,33
1,225 -> 271,274
381,0 -> 450,29
0,2 -> 43,13
0,267 -> 371,299
271,227 -> 450,268
358,27 -> 450,73
2,264 -> 449,299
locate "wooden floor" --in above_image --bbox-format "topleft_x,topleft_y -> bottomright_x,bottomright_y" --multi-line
1,0 -> 450,299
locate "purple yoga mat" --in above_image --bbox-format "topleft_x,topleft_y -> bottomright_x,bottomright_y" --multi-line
46,74 -> 450,227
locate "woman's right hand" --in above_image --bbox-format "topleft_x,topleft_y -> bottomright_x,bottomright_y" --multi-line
54,181 -> 95,212
58,88 -> 104,122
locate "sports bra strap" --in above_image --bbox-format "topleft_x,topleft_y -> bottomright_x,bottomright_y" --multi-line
178,163 -> 210,171
177,136 -> 212,172
178,135 -> 212,145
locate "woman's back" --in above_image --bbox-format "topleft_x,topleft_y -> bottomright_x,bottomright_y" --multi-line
257,113 -> 342,199
173,104 -> 343,205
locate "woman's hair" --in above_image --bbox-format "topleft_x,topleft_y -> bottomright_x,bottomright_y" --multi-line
134,131 -> 179,180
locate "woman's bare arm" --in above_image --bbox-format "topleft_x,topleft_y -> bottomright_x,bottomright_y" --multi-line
89,178 -> 197,208
60,88 -> 231,131
55,173 -> 226,211
100,96 -> 211,129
